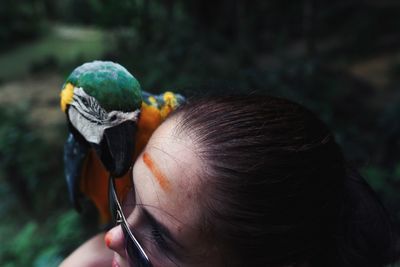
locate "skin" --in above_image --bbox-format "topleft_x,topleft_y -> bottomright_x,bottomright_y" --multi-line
142,152 -> 171,192
60,233 -> 113,267
106,116 -> 223,267
60,114 -> 310,267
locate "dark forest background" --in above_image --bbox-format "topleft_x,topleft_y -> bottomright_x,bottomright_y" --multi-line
0,1 -> 399,266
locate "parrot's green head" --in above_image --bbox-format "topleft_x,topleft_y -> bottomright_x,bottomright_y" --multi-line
61,61 -> 142,112
61,61 -> 142,177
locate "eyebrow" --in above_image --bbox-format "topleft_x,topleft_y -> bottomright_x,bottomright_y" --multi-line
142,152 -> 171,192
141,206 -> 185,250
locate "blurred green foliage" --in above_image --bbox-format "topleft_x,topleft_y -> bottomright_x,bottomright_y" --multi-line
0,0 -> 399,265
0,0 -> 46,51
0,107 -> 94,266
0,211 -> 84,267
0,26 -> 108,81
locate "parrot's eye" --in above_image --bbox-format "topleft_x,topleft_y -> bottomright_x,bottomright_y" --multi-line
110,115 -> 117,121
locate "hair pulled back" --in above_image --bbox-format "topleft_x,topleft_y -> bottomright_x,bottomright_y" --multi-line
172,96 -> 398,267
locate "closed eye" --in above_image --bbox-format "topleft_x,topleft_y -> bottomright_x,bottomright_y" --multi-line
150,224 -> 169,252
146,224 -> 179,266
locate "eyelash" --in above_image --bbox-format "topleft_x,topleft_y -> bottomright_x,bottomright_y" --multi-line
150,225 -> 169,251
149,226 -> 180,266
123,192 -> 167,251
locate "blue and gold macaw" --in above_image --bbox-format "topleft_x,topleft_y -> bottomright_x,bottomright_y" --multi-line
60,61 -> 184,224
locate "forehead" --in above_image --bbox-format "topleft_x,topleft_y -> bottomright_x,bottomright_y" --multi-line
132,117 -> 203,232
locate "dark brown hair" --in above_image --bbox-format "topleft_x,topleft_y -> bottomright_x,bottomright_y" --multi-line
171,96 -> 398,267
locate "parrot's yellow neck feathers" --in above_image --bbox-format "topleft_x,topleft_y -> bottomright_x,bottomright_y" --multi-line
148,96 -> 158,107
160,92 -> 177,119
60,83 -> 75,112
163,91 -> 178,108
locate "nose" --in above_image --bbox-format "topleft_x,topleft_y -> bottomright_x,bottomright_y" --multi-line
105,225 -> 126,257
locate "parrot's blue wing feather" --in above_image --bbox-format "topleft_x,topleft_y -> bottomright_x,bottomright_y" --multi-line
64,132 -> 88,211
142,90 -> 186,107
142,90 -> 160,107
175,93 -> 186,105
141,91 -> 154,102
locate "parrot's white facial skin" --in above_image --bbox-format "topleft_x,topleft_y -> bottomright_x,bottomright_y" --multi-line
68,87 -> 140,144
105,117 -> 224,267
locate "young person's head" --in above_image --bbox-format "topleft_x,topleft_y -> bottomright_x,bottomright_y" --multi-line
106,96 -> 398,267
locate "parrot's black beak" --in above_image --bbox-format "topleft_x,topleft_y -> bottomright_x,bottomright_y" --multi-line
93,121 -> 137,177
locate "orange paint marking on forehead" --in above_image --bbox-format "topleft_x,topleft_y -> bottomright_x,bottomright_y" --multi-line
143,152 -> 171,192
